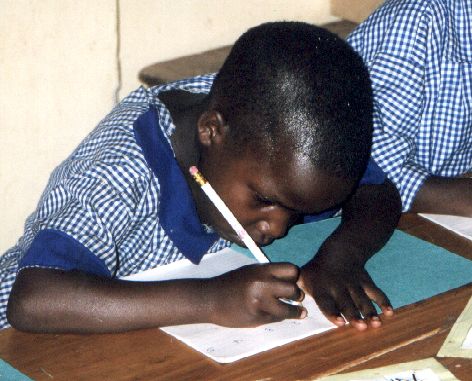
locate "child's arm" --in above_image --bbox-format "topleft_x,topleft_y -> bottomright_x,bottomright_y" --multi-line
7,263 -> 305,333
300,179 -> 401,330
410,176 -> 472,217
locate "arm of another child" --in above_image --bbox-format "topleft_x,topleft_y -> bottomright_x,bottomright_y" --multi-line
411,175 -> 472,217
300,179 -> 401,331
7,262 -> 305,333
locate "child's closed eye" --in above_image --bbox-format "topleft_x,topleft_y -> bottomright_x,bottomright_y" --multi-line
254,194 -> 275,206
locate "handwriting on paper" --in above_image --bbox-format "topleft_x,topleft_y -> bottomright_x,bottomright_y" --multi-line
357,368 -> 440,381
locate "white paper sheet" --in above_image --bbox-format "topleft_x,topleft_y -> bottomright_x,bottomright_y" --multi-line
318,358 -> 458,381
122,248 -> 335,363
123,248 -> 255,282
463,327 -> 472,349
437,295 -> 472,358
420,213 -> 472,240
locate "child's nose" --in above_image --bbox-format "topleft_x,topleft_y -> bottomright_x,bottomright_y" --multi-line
256,209 -> 292,239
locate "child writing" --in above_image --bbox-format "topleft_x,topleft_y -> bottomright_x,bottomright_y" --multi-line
348,0 -> 472,216
2,22 -> 401,333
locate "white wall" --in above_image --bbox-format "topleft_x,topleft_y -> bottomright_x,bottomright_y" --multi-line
0,0 -> 335,253
0,0 -> 117,253
119,0 -> 337,97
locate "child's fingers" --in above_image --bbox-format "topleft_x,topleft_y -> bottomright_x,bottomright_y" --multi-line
272,280 -> 305,304
314,292 -> 348,327
295,287 -> 305,302
255,283 -> 306,321
266,262 -> 300,281
279,303 -> 307,320
348,287 -> 382,328
334,291 -> 369,331
267,298 -> 307,321
364,285 -> 394,316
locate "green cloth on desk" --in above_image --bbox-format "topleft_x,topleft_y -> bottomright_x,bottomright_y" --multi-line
0,359 -> 32,380
233,218 -> 472,309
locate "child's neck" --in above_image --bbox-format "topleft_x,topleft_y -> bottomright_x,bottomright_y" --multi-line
159,90 -> 212,224
159,90 -> 208,169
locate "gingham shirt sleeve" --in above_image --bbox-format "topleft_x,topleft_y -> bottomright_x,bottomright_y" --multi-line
369,51 -> 430,210
348,0 -> 452,210
20,144 -> 148,275
17,90 -> 157,275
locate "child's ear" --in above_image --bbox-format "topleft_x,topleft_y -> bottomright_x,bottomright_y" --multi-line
197,111 -> 228,147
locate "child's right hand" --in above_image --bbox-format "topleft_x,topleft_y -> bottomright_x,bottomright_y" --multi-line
205,263 -> 306,327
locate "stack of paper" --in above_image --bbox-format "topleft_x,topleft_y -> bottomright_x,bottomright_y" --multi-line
420,213 -> 472,241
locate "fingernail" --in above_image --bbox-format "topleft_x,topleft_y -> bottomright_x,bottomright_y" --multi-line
300,309 -> 307,319
336,316 -> 345,323
356,321 -> 368,330
299,290 -> 305,302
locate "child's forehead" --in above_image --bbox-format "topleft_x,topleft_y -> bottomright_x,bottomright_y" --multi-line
237,150 -> 355,213
239,132 -> 300,160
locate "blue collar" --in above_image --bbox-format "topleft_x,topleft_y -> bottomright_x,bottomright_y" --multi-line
133,106 -> 219,264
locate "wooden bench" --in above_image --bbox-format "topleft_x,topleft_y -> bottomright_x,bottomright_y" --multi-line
138,20 -> 358,87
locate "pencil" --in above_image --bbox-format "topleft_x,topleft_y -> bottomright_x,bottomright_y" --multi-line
189,166 -> 269,263
189,166 -> 301,307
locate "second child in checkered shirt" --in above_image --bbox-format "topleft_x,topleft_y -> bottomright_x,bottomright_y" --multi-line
348,0 -> 472,216
3,22 -> 401,333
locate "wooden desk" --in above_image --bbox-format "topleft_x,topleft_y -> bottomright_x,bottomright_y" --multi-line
0,214 -> 470,380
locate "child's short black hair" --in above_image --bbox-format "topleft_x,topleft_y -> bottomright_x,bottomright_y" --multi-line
208,21 -> 373,180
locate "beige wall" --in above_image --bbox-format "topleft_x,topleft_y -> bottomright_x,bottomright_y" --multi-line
119,0 -> 337,97
0,0 -> 118,254
331,0 -> 383,23
0,0 -> 336,253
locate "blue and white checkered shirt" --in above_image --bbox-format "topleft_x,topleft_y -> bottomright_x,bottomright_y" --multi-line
348,0 -> 472,210
0,75 -> 231,329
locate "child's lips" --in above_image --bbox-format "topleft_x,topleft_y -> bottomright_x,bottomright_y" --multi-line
258,235 -> 274,246
251,231 -> 274,246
